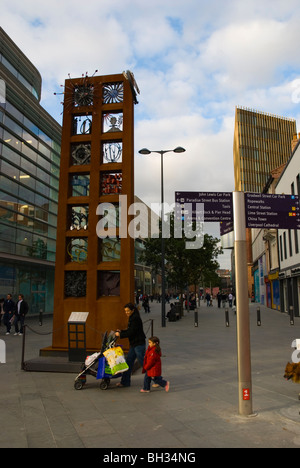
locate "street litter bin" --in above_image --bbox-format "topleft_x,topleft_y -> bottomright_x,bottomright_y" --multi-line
174,302 -> 182,319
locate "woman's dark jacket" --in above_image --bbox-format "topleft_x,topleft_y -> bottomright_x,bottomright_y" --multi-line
119,310 -> 146,347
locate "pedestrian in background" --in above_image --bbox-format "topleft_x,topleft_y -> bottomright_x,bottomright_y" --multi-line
205,292 -> 211,307
217,291 -> 222,308
13,294 -> 28,336
3,294 -> 15,335
0,298 -> 4,327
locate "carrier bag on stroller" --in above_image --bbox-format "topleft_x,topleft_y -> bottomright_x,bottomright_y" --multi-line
103,346 -> 129,375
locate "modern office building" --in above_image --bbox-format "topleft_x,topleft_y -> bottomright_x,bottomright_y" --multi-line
234,106 -> 296,192
0,28 -> 61,314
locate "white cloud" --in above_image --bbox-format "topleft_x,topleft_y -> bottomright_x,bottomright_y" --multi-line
200,19 -> 300,90
2,0 -> 300,270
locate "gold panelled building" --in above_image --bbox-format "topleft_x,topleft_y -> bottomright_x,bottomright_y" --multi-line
234,106 -> 296,192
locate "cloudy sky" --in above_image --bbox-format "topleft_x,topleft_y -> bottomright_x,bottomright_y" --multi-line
2,0 -> 300,268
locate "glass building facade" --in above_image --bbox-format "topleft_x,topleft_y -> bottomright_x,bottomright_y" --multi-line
0,27 -> 61,315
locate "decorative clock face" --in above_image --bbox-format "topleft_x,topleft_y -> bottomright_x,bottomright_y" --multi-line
71,143 -> 91,165
73,84 -> 94,106
103,82 -> 124,104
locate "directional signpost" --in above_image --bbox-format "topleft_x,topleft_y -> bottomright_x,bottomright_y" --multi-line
220,220 -> 234,236
175,190 -> 300,417
175,191 -> 233,223
233,192 -> 253,416
245,193 -> 300,230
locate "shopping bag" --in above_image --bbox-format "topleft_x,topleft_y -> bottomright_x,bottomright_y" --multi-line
96,356 -> 113,379
103,346 -> 129,375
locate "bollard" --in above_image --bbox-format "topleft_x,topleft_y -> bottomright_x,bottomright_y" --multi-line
290,306 -> 295,326
39,309 -> 43,326
21,325 -> 26,370
257,307 -> 261,326
225,309 -> 230,327
194,310 -> 198,327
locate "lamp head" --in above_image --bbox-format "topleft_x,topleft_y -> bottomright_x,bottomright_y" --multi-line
139,148 -> 151,155
173,147 -> 186,153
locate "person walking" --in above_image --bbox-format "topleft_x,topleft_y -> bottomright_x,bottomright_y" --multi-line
217,291 -> 222,308
115,303 -> 146,387
3,294 -> 15,335
142,295 -> 150,313
13,294 -> 28,335
0,298 -> 4,327
140,336 -> 169,393
222,292 -> 227,308
205,292 -> 211,307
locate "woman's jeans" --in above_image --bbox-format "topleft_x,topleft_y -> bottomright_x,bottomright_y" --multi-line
143,373 -> 167,391
120,343 -> 145,387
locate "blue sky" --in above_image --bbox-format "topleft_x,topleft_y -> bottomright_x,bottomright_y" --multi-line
2,0 -> 300,268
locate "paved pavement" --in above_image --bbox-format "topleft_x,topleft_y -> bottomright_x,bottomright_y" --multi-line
0,300 -> 300,449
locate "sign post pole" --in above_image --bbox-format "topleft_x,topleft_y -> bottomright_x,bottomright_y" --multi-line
233,192 -> 254,416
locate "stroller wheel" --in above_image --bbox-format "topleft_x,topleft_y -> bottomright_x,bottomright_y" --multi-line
74,380 -> 84,390
100,379 -> 110,390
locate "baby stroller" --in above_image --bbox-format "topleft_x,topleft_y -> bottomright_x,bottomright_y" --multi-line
74,331 -> 120,390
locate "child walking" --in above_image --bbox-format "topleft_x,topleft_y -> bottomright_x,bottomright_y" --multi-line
140,336 -> 170,393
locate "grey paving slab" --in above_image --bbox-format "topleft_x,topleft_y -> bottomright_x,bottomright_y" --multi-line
0,300 -> 299,448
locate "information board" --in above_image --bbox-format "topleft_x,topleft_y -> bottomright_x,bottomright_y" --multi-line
245,193 -> 300,230
68,312 -> 89,323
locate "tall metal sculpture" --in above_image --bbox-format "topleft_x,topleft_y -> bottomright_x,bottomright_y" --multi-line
51,72 -> 139,353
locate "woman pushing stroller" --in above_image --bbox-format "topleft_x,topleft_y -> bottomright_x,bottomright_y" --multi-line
115,303 -> 146,387
115,303 -> 170,393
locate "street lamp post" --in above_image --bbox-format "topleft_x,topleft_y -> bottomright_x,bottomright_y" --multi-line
139,147 -> 186,327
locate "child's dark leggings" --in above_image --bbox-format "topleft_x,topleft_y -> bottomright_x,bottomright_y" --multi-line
143,373 -> 167,390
